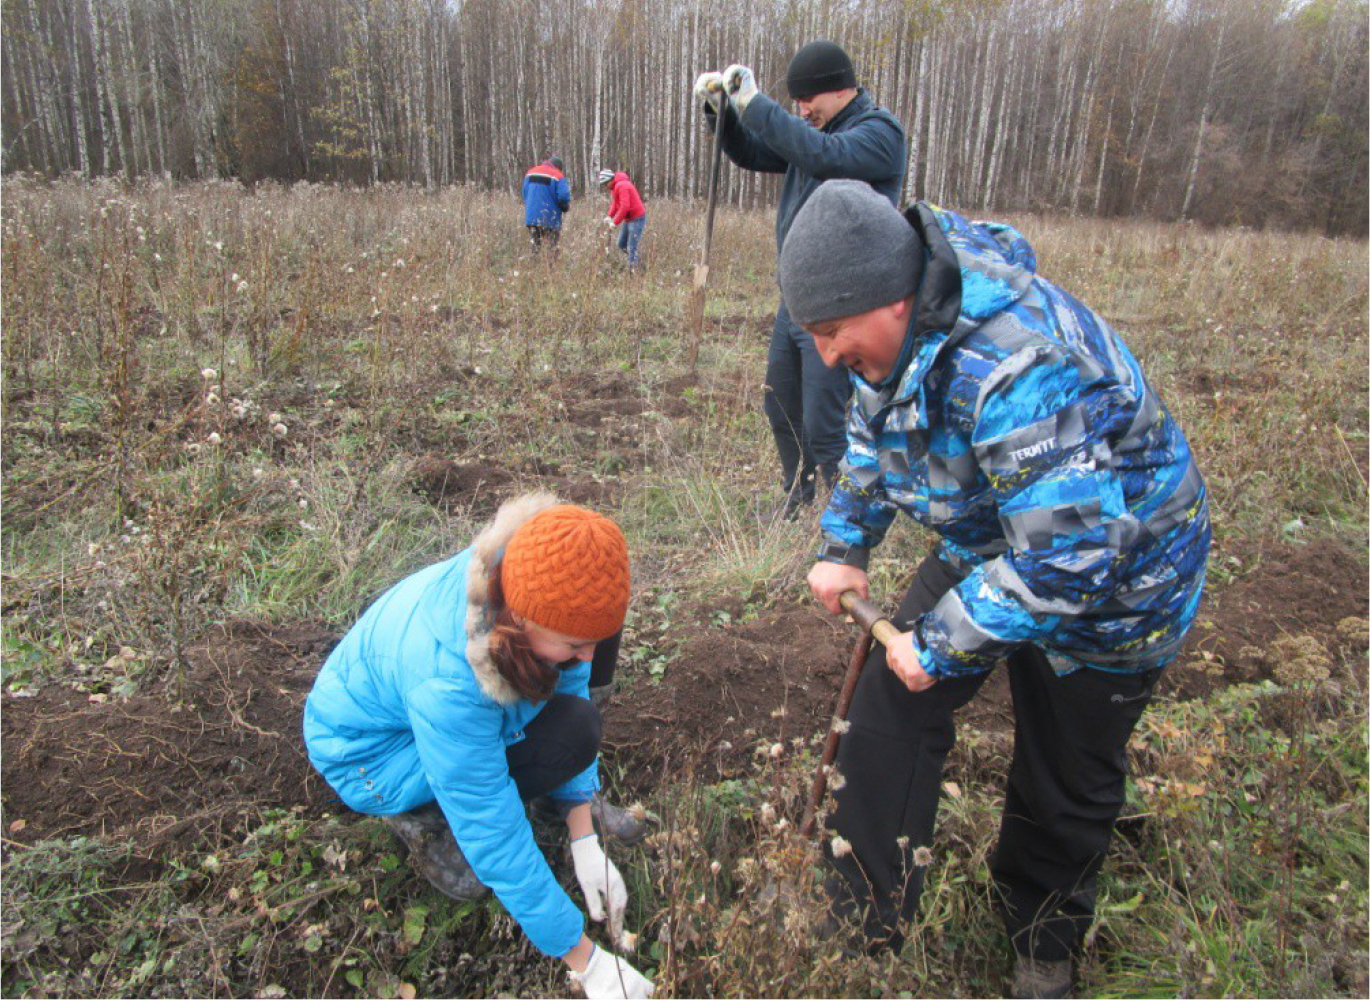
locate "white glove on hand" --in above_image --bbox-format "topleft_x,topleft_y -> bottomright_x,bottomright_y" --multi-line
693,70 -> 726,111
604,216 -> 616,228
571,834 -> 628,942
572,944 -> 654,1000
723,64 -> 758,112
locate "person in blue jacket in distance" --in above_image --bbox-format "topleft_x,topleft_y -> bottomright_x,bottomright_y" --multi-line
304,495 -> 652,999
523,155 -> 572,253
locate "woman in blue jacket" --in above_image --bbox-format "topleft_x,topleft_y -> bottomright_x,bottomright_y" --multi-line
305,495 -> 652,998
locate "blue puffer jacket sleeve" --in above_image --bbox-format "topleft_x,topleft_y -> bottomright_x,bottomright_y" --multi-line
556,176 -> 571,213
406,677 -> 584,958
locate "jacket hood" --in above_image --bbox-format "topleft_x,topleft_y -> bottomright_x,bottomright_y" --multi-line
424,491 -> 562,705
855,203 -> 1040,426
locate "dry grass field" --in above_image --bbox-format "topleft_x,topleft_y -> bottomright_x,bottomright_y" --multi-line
2,175 -> 1366,998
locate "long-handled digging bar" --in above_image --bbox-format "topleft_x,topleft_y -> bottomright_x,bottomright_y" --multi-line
799,591 -> 901,839
686,89 -> 729,370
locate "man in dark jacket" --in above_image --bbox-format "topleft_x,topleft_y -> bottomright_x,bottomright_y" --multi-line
781,181 -> 1211,999
523,156 -> 571,252
694,42 -> 906,520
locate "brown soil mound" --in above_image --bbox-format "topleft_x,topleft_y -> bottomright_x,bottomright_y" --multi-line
1,622 -> 334,847
410,455 -> 515,512
1164,538 -> 1368,698
604,602 -> 860,784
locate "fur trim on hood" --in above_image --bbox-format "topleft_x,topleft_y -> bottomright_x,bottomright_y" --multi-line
463,491 -> 561,704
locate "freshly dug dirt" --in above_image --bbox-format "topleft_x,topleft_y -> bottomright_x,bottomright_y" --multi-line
1,622 -> 334,847
1,537 -> 1362,850
602,602 -> 854,785
410,455 -> 516,513
1163,538 -> 1368,698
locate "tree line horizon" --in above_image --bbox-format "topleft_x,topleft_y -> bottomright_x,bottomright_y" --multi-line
3,0 -> 1366,236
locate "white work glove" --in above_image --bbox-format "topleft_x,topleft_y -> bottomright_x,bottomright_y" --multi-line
571,834 -> 628,941
693,70 -> 726,112
722,64 -> 758,112
571,944 -> 654,999
603,216 -> 616,228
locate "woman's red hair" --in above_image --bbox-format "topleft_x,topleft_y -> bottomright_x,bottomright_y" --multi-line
487,566 -> 558,702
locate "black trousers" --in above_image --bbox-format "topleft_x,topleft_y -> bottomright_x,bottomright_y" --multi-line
589,630 -> 620,692
826,556 -> 1159,959
527,225 -> 561,251
505,694 -> 601,802
763,300 -> 852,502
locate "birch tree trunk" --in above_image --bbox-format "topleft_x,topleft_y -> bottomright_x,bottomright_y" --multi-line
1181,14 -> 1226,220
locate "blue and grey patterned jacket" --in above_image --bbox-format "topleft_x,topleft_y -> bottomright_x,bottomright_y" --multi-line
820,203 -> 1211,678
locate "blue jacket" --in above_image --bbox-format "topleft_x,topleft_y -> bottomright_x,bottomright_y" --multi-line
820,203 -> 1211,678
522,162 -> 571,228
709,88 -> 906,250
303,495 -> 596,958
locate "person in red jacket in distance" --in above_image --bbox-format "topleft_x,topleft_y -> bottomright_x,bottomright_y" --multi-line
598,169 -> 647,273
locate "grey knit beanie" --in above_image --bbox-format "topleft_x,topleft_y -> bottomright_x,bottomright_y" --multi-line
779,180 -> 924,327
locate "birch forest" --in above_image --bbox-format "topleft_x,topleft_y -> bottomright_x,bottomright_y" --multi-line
2,0 -> 1366,234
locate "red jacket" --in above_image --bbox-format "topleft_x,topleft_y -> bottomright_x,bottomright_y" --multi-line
607,172 -> 646,225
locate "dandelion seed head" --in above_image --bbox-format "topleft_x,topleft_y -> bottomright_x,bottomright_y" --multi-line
201,368 -> 218,380
912,845 -> 934,867
272,422 -> 288,438
207,432 -> 222,445
830,835 -> 852,858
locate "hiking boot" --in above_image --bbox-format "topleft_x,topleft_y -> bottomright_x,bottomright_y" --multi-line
382,803 -> 489,902
532,796 -> 649,846
591,798 -> 648,846
1010,956 -> 1074,999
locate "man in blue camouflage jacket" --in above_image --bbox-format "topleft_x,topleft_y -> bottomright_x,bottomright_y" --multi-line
780,181 -> 1210,998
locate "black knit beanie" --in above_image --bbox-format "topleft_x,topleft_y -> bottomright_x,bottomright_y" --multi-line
786,41 -> 857,100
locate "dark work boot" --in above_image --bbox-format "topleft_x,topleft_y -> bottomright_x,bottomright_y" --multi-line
592,798 -> 648,846
383,803 -> 489,902
1010,956 -> 1074,999
531,796 -> 649,845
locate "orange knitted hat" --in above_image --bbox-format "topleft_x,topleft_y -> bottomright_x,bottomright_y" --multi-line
501,505 -> 630,641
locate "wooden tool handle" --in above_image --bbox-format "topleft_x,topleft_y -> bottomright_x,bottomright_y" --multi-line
838,591 -> 900,646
